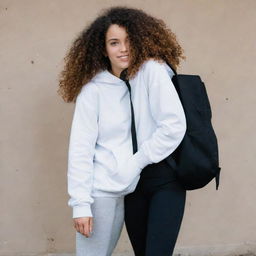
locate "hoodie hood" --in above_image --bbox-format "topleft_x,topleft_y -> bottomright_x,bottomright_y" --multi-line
91,69 -> 124,86
91,62 -> 173,86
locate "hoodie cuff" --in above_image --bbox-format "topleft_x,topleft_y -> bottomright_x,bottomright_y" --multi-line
73,204 -> 92,218
133,149 -> 153,170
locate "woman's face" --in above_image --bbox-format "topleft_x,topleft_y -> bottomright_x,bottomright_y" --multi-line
105,24 -> 130,77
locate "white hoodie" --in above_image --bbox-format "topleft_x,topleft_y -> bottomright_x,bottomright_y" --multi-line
67,59 -> 186,218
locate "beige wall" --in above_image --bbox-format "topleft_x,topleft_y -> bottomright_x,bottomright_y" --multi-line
1,0 -> 256,255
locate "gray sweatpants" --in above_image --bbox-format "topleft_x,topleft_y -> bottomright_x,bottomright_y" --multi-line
76,196 -> 124,256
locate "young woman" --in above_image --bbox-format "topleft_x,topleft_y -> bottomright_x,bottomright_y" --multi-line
59,6 -> 186,256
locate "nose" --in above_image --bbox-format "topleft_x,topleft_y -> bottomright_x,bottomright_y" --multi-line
120,42 -> 129,52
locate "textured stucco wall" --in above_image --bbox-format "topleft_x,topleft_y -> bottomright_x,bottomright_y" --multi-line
1,0 -> 256,255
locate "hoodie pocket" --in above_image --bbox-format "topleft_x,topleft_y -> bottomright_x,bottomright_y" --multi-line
110,145 -> 143,187
109,144 -> 132,176
94,146 -> 118,176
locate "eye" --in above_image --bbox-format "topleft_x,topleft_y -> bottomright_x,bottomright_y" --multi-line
110,42 -> 118,46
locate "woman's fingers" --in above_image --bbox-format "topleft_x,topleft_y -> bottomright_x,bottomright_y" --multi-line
73,217 -> 91,237
89,217 -> 93,234
80,222 -> 86,236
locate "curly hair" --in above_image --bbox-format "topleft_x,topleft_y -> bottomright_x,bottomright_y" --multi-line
58,6 -> 185,102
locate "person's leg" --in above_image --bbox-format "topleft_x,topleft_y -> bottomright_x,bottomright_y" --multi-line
76,197 -> 124,256
106,196 -> 125,255
124,187 -> 149,256
145,181 -> 186,256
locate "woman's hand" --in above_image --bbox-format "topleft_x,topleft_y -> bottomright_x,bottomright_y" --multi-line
74,217 -> 93,237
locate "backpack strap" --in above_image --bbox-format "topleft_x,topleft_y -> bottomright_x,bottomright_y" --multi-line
215,168 -> 221,190
165,62 -> 178,76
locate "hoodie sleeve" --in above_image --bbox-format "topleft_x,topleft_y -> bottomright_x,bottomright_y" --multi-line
67,83 -> 99,218
132,59 -> 186,169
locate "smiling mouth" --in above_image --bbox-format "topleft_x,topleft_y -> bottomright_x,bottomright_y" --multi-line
118,55 -> 129,59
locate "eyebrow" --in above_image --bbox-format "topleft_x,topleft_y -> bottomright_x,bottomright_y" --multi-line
107,38 -> 119,42
107,36 -> 129,42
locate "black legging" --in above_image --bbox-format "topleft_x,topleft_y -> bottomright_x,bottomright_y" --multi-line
124,160 -> 186,256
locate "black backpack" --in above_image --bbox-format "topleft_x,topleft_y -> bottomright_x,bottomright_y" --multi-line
164,63 -> 221,190
120,64 -> 221,191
